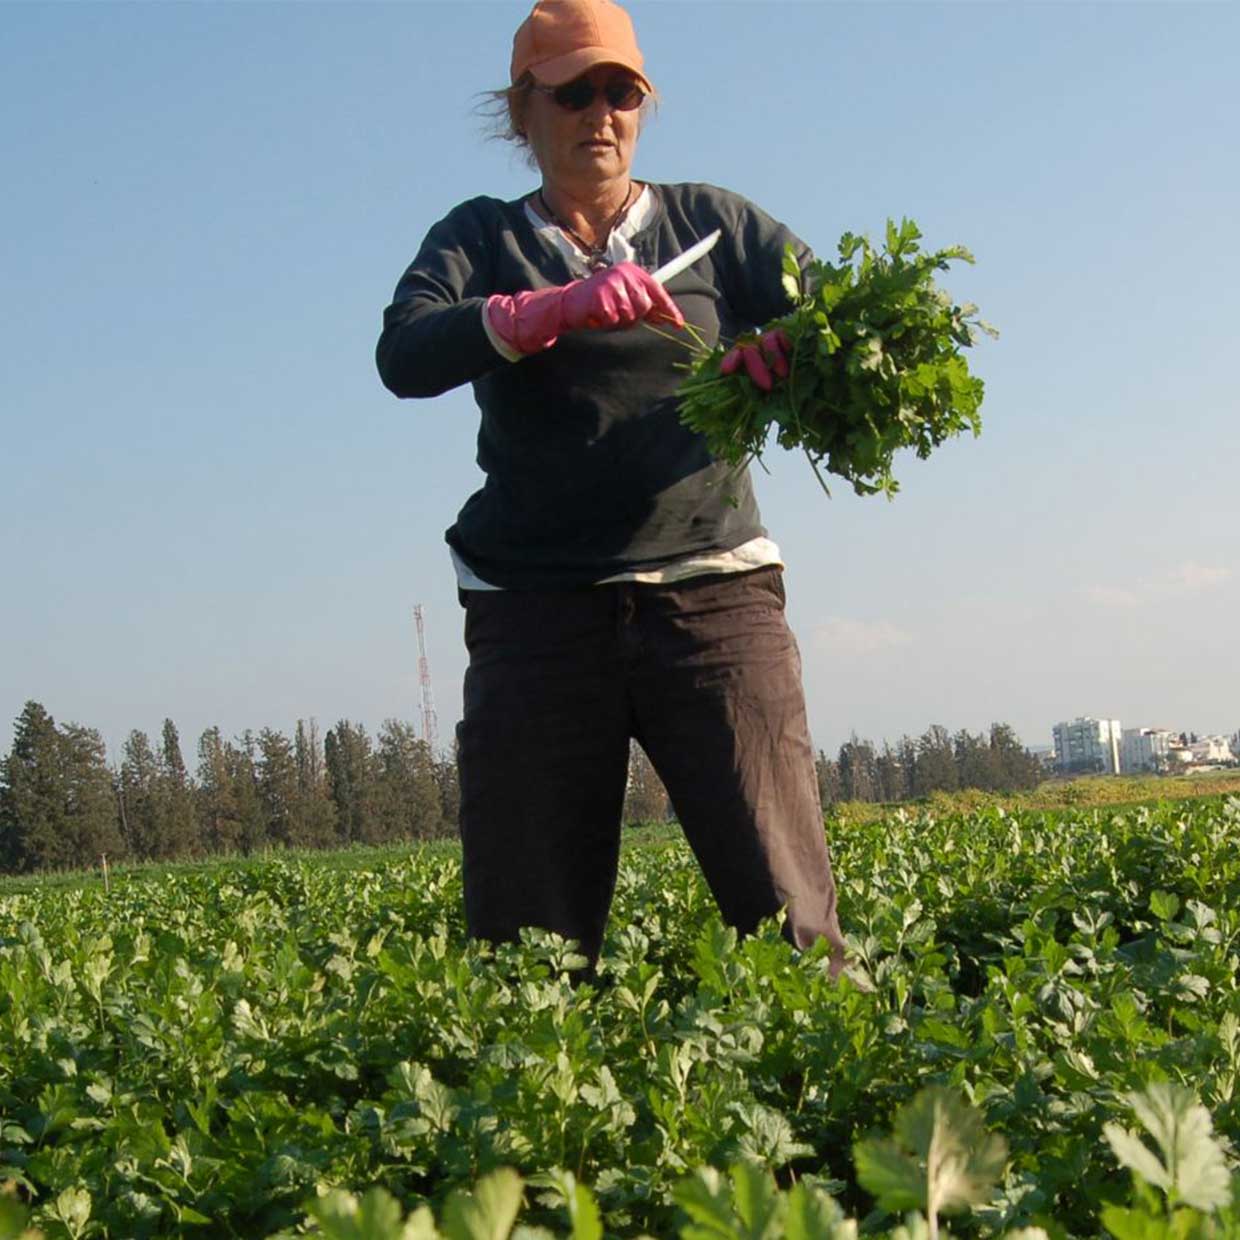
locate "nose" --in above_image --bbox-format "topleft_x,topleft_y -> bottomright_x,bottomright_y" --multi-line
578,79 -> 621,121
582,93 -> 615,124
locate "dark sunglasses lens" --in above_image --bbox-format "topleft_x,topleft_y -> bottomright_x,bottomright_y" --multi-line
551,79 -> 645,111
605,82 -> 644,110
552,80 -> 596,110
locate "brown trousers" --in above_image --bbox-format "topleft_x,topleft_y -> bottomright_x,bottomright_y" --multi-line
456,566 -> 845,970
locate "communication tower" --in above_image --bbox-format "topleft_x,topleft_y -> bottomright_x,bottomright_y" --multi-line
413,604 -> 439,751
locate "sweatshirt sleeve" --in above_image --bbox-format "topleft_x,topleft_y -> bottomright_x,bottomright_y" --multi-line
375,199 -> 512,399
704,187 -> 813,331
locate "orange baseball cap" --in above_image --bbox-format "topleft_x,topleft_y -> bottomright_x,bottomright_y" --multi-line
510,0 -> 653,93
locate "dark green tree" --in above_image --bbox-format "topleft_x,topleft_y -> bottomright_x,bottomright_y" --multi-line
875,741 -> 906,802
838,734 -> 879,802
1,701 -> 63,872
895,735 -> 919,800
1,705 -> 124,873
157,719 -> 200,858
294,719 -> 337,848
197,727 -> 240,854
325,721 -> 377,844
61,722 -> 126,869
374,719 -> 443,841
235,732 -> 267,853
914,724 -> 959,797
989,722 -> 1042,791
815,749 -> 842,808
196,728 -> 265,855
256,728 -> 299,848
435,739 -> 461,834
954,728 -> 1001,792
119,729 -> 162,860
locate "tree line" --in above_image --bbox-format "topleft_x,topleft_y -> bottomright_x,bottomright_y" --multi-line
815,722 -> 1042,806
0,702 -> 462,875
0,702 -> 1042,876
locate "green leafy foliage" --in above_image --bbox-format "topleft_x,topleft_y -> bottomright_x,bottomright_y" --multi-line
0,1186 -> 40,1240
309,1164 -> 859,1240
1100,1082 -> 1236,1239
441,1169 -> 524,1240
307,1186 -> 439,1240
300,1096 -> 1240,1240
677,219 -> 997,498
2,798 -> 1240,1237
855,1087 -> 1007,1234
673,1162 -> 857,1240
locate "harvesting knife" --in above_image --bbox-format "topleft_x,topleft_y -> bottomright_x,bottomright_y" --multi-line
650,229 -> 721,286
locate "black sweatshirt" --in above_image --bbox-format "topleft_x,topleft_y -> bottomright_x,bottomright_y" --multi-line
376,181 -> 808,590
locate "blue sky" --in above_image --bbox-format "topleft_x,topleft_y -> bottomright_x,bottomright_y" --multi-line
2,0 -> 1237,763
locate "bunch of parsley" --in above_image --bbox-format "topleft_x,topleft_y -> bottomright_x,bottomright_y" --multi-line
677,218 -> 998,498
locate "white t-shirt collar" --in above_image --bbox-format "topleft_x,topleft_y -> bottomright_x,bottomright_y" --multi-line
524,184 -> 656,275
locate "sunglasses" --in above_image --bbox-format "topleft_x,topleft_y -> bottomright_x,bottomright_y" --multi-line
534,77 -> 646,113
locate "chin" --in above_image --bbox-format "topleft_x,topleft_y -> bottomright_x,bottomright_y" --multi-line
573,155 -> 618,175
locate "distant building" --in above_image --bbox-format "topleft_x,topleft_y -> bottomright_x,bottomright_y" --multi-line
1119,728 -> 1176,774
1053,717 -> 1122,774
1190,736 -> 1235,765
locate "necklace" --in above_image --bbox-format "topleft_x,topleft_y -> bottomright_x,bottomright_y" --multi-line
537,183 -> 636,272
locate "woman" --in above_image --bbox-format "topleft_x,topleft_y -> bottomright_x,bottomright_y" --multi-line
376,0 -> 846,974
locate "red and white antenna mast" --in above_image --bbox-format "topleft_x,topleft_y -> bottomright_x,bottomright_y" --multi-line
413,604 -> 438,751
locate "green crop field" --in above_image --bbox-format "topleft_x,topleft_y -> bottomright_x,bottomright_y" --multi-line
2,797 -> 1239,1239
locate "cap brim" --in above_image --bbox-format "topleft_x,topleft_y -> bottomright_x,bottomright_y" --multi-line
528,48 -> 652,94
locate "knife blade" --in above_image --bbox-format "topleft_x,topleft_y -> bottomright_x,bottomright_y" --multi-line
649,229 -> 722,286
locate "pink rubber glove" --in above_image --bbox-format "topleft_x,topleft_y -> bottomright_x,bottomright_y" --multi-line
486,262 -> 685,356
720,329 -> 792,393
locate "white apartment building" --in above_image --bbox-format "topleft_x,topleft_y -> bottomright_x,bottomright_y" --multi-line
1190,736 -> 1235,764
1053,717 -> 1122,774
1119,728 -> 1177,773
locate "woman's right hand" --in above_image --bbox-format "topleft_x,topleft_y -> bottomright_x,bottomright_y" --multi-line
560,263 -> 684,333
486,262 -> 684,356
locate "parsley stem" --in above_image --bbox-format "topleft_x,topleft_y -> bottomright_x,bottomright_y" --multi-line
639,322 -> 702,353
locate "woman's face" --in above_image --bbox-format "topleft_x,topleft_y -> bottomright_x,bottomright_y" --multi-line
519,65 -> 643,190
